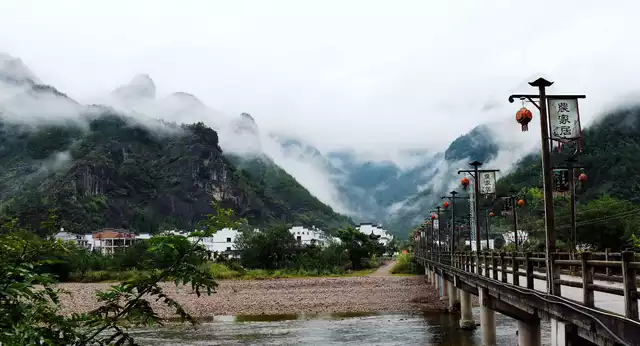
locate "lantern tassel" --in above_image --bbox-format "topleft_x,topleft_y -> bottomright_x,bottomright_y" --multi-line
521,124 -> 528,132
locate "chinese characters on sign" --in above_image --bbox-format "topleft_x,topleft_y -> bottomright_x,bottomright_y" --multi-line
480,172 -> 496,195
553,169 -> 569,192
502,197 -> 512,211
548,98 -> 581,141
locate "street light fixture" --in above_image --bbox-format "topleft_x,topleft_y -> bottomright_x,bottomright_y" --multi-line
458,161 -> 499,274
508,78 -> 586,296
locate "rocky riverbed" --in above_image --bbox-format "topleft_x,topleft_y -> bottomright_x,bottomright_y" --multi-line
58,275 -> 447,318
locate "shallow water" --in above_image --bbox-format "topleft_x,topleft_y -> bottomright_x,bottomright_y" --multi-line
131,308 -> 551,345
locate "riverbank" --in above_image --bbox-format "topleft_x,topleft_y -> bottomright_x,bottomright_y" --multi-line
58,275 -> 446,318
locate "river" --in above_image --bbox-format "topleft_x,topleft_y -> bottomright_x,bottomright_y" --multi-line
130,309 -> 551,345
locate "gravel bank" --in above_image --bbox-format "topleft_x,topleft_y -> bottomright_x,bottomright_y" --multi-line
58,276 -> 446,318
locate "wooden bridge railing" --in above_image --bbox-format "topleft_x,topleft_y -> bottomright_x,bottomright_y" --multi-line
417,248 -> 640,321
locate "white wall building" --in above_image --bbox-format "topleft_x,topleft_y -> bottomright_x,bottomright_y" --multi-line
289,226 -> 333,247
466,239 -> 495,251
199,228 -> 240,257
503,230 -> 530,246
54,230 -> 92,250
356,223 -> 394,246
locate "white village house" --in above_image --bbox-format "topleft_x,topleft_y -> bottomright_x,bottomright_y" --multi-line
356,223 -> 394,246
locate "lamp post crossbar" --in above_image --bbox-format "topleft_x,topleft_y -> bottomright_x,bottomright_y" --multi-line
458,161 -> 499,274
508,77 -> 586,296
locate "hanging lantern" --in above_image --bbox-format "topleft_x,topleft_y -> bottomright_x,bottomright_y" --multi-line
431,213 -> 437,220
460,176 -> 470,189
443,201 -> 450,209
517,199 -> 525,208
489,211 -> 495,217
578,173 -> 588,184
516,107 -> 533,132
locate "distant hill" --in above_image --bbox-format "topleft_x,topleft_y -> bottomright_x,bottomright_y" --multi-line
0,53 -> 352,235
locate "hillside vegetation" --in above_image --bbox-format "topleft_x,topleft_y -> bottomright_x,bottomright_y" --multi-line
0,109 -> 352,235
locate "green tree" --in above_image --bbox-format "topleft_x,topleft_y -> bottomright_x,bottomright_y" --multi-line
0,201 -> 243,345
338,227 -> 375,270
236,224 -> 298,270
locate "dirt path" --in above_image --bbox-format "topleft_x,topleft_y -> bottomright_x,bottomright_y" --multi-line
369,260 -> 396,276
58,275 -> 445,317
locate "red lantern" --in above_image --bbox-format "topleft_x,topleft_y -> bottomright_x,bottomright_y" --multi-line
516,107 -> 533,132
460,176 -> 470,189
489,212 -> 495,217
431,213 -> 437,220
517,199 -> 525,208
443,201 -> 449,209
578,173 -> 588,184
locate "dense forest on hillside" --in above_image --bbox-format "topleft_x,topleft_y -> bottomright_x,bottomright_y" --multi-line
0,110 -> 352,236
412,106 -> 640,251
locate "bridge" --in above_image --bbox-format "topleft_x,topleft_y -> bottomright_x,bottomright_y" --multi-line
413,246 -> 640,346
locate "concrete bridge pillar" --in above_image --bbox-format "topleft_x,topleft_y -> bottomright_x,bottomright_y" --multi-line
432,271 -> 437,288
479,287 -> 496,345
440,276 -> 449,301
459,290 -> 475,330
517,319 -> 541,346
550,319 -> 576,346
447,280 -> 458,309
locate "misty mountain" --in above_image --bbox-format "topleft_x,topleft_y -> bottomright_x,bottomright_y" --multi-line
0,53 -> 351,235
275,125 -> 501,236
497,105 -> 640,203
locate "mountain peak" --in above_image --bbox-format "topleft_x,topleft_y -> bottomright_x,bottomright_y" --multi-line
0,53 -> 42,85
111,73 -> 156,100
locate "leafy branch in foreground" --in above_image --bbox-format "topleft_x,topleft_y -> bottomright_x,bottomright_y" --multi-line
0,202 -> 244,346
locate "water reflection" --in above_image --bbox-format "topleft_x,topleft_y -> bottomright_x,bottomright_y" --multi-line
132,309 -> 546,345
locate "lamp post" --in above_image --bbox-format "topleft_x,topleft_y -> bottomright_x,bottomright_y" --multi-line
509,78 -> 586,295
430,206 -> 443,262
498,190 -> 522,251
552,156 -> 586,252
458,161 -> 499,274
485,210 -> 494,250
442,191 -> 469,263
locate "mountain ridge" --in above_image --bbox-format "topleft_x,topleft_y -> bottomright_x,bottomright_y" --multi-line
0,53 -> 352,235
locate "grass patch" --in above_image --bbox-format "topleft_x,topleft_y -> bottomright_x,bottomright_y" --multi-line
71,263 -> 379,283
390,253 -> 423,275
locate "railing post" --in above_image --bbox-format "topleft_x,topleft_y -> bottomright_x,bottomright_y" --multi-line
605,248 -> 611,277
469,252 -> 474,274
484,252 -> 490,278
492,252 -> 498,280
512,251 -> 519,286
549,251 -> 561,296
500,252 -> 507,283
581,252 -> 594,307
525,252 -> 534,289
622,251 -> 638,319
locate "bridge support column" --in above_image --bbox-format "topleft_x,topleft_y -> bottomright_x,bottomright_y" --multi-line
459,290 -> 475,330
425,266 -> 430,284
517,319 -> 541,346
447,280 -> 458,310
479,288 -> 496,345
432,271 -> 437,288
550,319 -> 576,346
440,277 -> 449,301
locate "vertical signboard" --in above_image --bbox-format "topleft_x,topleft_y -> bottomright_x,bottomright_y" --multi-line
548,98 -> 582,142
480,172 -> 496,195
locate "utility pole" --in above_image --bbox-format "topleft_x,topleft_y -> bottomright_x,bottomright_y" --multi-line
441,192 -> 468,262
552,156 -> 585,253
509,78 -> 586,295
485,209 -> 493,250
499,190 -> 520,251
458,161 -> 499,274
430,206 -> 443,262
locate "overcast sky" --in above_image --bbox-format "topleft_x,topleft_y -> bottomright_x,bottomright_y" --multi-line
1,0 -> 638,151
